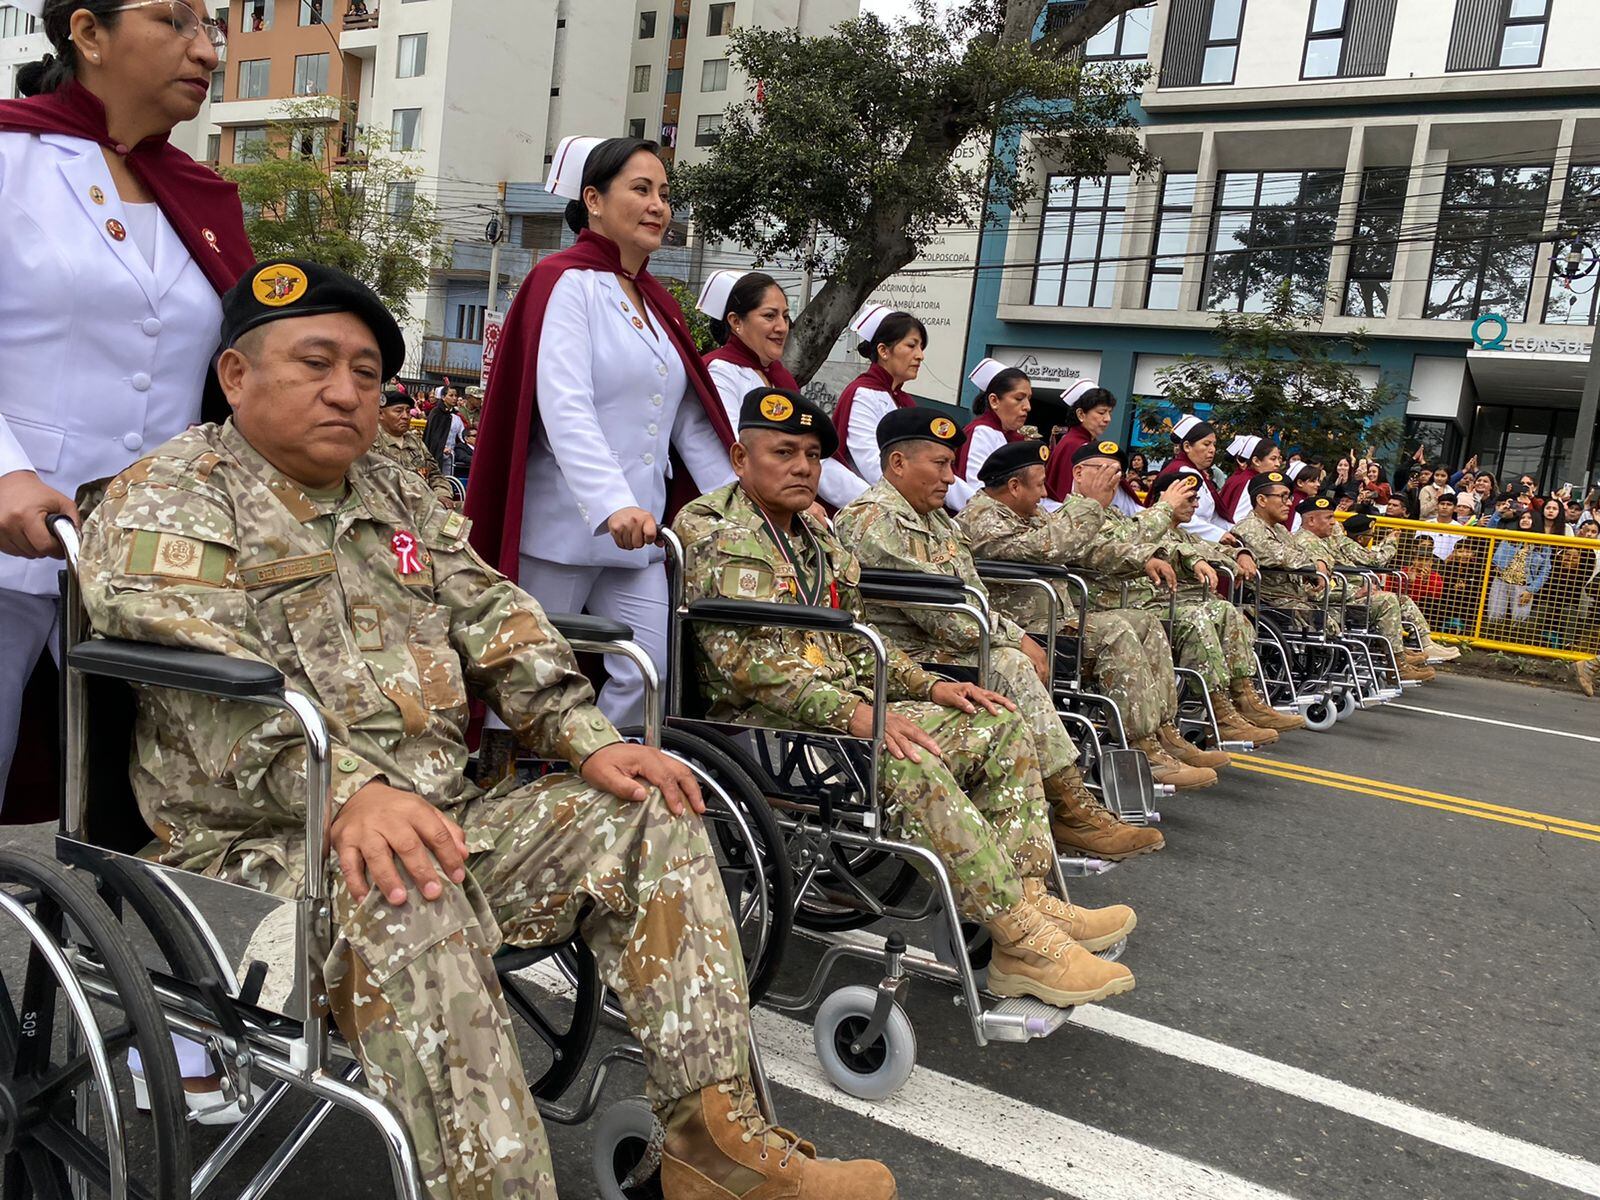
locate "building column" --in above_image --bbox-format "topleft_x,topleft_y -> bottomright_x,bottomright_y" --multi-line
1390,120 -> 1442,321
1528,115 -> 1580,327
1324,125 -> 1366,324
1176,129 -> 1218,313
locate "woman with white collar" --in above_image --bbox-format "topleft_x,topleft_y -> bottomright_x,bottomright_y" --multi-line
698,268 -> 866,510
1218,433 -> 1284,525
955,357 -> 1032,490
465,135 -> 735,726
1154,415 -> 1234,542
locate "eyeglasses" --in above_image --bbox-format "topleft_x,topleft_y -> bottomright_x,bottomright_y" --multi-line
109,1 -> 227,50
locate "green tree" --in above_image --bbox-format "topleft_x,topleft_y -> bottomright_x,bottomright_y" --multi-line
220,99 -> 440,326
662,278 -> 713,351
1140,284 -> 1406,470
673,0 -> 1154,382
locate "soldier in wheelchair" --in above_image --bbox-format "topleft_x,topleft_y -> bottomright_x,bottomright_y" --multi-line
75,262 -> 894,1200
672,386 -> 1138,1010
832,413 -> 1177,847
372,387 -> 459,508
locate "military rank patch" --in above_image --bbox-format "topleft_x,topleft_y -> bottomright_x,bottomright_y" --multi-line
722,563 -> 773,598
125,531 -> 231,586
439,511 -> 468,542
352,605 -> 385,651
802,641 -> 828,668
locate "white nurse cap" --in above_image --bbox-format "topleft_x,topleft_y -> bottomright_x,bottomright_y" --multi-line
1172,414 -> 1204,440
1061,378 -> 1101,408
1236,435 -> 1264,460
848,303 -> 901,344
545,135 -> 604,201
696,269 -> 746,320
968,357 -> 1008,394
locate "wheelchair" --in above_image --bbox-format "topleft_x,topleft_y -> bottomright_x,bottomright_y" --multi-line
0,518 -> 782,1200
650,531 -> 1129,1104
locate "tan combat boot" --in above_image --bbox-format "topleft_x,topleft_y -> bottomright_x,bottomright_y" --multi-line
1044,768 -> 1165,860
662,1079 -> 897,1200
1022,877 -> 1134,952
1132,737 -> 1217,790
1576,659 -> 1597,698
1209,691 -> 1278,746
1156,722 -> 1232,769
1399,661 -> 1435,683
1424,639 -> 1460,663
987,898 -> 1135,1007
1230,678 -> 1307,732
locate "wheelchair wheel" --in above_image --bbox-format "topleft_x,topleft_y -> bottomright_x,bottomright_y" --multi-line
497,939 -> 603,1103
813,985 -> 916,1100
1300,699 -> 1337,732
591,1096 -> 663,1200
0,848 -> 190,1200
1336,688 -> 1359,721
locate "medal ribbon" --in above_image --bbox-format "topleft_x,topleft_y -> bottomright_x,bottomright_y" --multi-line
756,507 -> 835,608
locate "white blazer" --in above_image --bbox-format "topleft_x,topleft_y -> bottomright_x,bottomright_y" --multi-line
523,269 -> 734,568
706,356 -> 867,510
960,424 -> 1007,492
1183,479 -> 1233,542
0,132 -> 222,596
845,383 -> 975,512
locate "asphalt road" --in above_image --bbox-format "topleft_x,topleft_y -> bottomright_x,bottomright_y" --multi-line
1,670 -> 1595,1199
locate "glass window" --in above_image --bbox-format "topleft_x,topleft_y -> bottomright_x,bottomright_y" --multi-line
1499,0 -> 1547,67
706,3 -> 734,36
701,58 -> 728,91
695,113 -> 724,148
233,125 -> 267,163
1343,166 -> 1409,318
1425,165 -> 1551,322
209,68 -> 224,102
1544,165 -> 1600,326
397,33 -> 428,78
1,8 -> 40,37
1196,0 -> 1245,84
1084,3 -> 1154,60
205,132 -> 221,163
1208,0 -> 1243,39
664,67 -> 682,94
391,107 -> 421,151
1147,172 -> 1197,310
628,117 -> 647,139
638,10 -> 656,38
671,12 -> 688,38
292,126 -> 325,161
245,0 -> 273,31
1203,169 -> 1342,313
387,181 -> 416,218
298,0 -> 323,24
237,58 -> 270,99
293,53 -> 328,96
1031,173 -> 1129,309
632,64 -> 651,93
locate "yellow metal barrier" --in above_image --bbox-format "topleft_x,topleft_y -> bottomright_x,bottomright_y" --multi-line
1363,517 -> 1600,662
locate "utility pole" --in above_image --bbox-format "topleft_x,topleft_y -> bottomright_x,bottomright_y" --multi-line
1571,321 -> 1600,494
485,181 -> 508,315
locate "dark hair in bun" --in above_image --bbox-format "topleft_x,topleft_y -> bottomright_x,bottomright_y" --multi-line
975,367 -> 1029,414
563,137 -> 662,235
858,311 -> 928,361
21,1 -> 125,95
710,272 -> 784,345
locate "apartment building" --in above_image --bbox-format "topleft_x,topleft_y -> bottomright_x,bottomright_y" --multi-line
965,0 -> 1600,491
0,5 -> 45,101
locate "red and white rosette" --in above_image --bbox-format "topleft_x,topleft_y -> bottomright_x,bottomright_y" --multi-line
391,530 -> 422,575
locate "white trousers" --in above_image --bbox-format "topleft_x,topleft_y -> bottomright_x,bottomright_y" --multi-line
516,556 -> 668,730
0,587 -> 60,814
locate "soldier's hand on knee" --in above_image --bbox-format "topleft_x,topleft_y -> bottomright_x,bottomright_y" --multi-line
849,702 -> 942,763
332,782 -> 470,907
930,681 -> 1015,717
1144,558 -> 1178,591
580,742 -> 705,817
1019,635 -> 1049,682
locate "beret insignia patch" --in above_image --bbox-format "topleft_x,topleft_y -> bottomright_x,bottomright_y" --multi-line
760,394 -> 795,421
253,264 -> 310,308
931,418 -> 957,439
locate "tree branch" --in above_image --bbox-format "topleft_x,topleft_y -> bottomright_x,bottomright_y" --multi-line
1026,0 -> 1154,55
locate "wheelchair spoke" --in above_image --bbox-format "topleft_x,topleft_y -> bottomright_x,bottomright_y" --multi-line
32,1115 -> 156,1200
18,1143 -> 71,1200
0,969 -> 20,1073
28,1024 -> 133,1114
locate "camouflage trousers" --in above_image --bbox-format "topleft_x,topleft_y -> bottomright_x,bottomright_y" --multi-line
324,774 -> 750,1200
986,644 -> 1080,777
1399,593 -> 1434,641
1353,589 -> 1405,652
1076,608 -> 1178,740
1142,595 -> 1256,692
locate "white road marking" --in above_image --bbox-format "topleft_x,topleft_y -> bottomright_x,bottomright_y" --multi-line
751,1007 -> 1300,1200
1073,1006 -> 1600,1198
1391,703 -> 1600,744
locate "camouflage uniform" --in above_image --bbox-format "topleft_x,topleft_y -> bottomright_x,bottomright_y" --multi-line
1292,525 -> 1406,651
835,479 -> 1081,772
1327,524 -> 1438,643
1232,512 -> 1341,634
674,483 -> 1054,922
372,425 -> 456,505
79,421 -> 748,1200
953,490 -> 1177,739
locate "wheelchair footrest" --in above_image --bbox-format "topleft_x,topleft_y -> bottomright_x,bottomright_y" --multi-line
980,996 -> 1075,1043
1221,740 -> 1257,753
1057,854 -> 1116,877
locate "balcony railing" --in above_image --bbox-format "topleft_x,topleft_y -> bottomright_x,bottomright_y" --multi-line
342,2 -> 378,31
420,336 -> 483,378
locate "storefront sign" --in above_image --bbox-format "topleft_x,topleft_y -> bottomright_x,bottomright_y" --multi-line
992,345 -> 1102,388
1472,312 -> 1591,356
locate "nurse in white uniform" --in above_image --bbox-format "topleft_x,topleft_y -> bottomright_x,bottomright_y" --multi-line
1157,415 -> 1234,542
698,268 -> 867,511
955,357 -> 1033,489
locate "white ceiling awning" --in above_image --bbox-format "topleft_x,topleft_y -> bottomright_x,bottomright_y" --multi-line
1466,344 -> 1591,410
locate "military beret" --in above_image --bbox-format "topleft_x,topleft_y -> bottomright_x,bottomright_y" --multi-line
877,407 -> 965,452
380,388 -> 411,408
1344,513 -> 1375,538
1071,438 -> 1126,469
978,439 -> 1049,487
1303,494 -> 1335,512
1248,471 -> 1291,500
738,387 -> 838,456
221,260 -> 406,382
1149,465 -> 1202,495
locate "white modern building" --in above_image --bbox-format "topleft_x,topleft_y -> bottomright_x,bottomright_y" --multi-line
966,0 -> 1600,490
0,5 -> 46,101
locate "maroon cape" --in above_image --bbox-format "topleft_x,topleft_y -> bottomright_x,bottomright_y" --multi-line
954,410 -> 1021,478
704,335 -> 800,390
1216,467 -> 1257,525
832,362 -> 910,473
0,80 -> 253,296
1145,446 -> 1222,507
464,229 -> 735,579
1044,424 -> 1091,501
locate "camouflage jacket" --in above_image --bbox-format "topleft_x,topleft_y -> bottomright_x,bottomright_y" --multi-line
372,426 -> 455,503
1053,494 -> 1176,611
78,420 -> 620,895
1292,524 -> 1397,570
674,483 -> 940,732
1234,513 -> 1325,604
1137,505 -> 1245,603
834,479 -> 1023,664
954,490 -> 1106,630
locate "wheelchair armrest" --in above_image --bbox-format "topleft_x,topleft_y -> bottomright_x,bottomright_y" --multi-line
547,612 -> 634,643
857,568 -> 965,599
1259,565 -> 1322,578
686,598 -> 854,632
68,639 -> 285,700
856,581 -> 970,607
973,558 -> 1075,581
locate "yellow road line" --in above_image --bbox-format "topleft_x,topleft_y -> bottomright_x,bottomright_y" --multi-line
1244,757 -> 1600,834
1231,759 -> 1600,844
